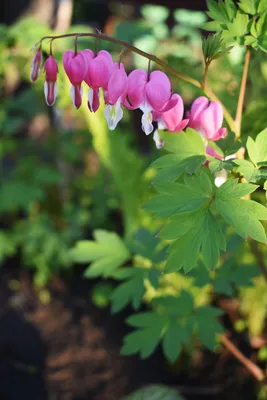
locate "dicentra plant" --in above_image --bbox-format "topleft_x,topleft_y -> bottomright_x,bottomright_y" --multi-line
31,0 -> 267,390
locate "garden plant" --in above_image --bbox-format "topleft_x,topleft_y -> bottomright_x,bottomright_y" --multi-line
2,0 -> 267,397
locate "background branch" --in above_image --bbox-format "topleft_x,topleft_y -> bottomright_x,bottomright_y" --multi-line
221,334 -> 265,382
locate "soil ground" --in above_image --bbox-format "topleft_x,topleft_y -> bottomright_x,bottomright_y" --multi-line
0,264 -> 258,400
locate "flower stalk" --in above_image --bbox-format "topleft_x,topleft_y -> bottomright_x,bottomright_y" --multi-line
235,47 -> 251,139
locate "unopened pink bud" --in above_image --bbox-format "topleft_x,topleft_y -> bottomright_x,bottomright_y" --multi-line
187,96 -> 227,141
30,49 -> 42,82
44,56 -> 58,106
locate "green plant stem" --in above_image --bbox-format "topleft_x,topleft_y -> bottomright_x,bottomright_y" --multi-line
235,47 -> 251,139
232,47 -> 267,286
36,32 -> 235,131
221,334 -> 265,382
202,63 -> 209,91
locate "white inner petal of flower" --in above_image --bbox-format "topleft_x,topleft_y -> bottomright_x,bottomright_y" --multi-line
70,85 -> 83,109
158,119 -> 167,130
104,98 -> 123,130
215,169 -> 227,187
153,130 -> 164,149
140,101 -> 153,135
88,88 -> 94,110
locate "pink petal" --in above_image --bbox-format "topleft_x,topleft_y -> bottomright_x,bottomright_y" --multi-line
44,56 -> 58,82
124,69 -> 147,110
88,88 -> 100,112
145,71 -> 171,111
160,94 -> 179,113
161,94 -> 184,131
152,111 -> 162,121
208,101 -> 224,132
106,63 -> 128,105
190,96 -> 209,121
83,49 -> 94,61
30,50 -> 42,82
86,50 -> 114,89
71,53 -> 87,84
206,146 -> 223,160
44,81 -> 58,106
63,50 -> 75,75
70,83 -> 83,109
212,127 -> 227,141
173,118 -> 189,132
200,106 -> 218,139
97,50 -> 113,62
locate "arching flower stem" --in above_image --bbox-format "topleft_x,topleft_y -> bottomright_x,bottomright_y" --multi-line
34,31 -> 235,133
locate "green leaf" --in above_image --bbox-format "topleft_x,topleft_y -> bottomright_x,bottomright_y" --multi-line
141,5 -> 170,23
194,306 -> 224,350
258,34 -> 267,51
122,384 -> 184,400
233,159 -> 256,181
202,32 -> 233,63
255,11 -> 267,37
225,0 -> 237,20
159,211 -> 199,240
152,155 -> 206,184
153,291 -> 194,317
264,181 -> 267,200
209,159 -> 234,173
213,262 -> 260,296
201,21 -> 223,31
162,322 -> 185,363
0,181 -> 43,212
258,0 -> 267,13
238,0 -> 260,14
226,11 -> 249,37
69,230 -> 130,278
216,179 -> 258,199
216,131 -> 242,157
201,211 -> 226,269
245,35 -> 258,46
165,210 -> 225,272
213,279 -> 234,295
174,9 -> 207,26
195,305 -> 224,318
110,268 -> 146,312
130,228 -> 166,263
159,128 -> 206,157
144,170 -> 214,217
215,197 -> 267,242
247,128 -> 267,165
127,312 -> 162,327
207,0 -> 231,22
121,314 -> 167,358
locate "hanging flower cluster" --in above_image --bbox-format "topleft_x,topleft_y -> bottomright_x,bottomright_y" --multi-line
30,46 -> 227,151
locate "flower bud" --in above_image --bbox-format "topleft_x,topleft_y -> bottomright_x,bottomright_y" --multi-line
44,56 -> 58,106
30,49 -> 42,82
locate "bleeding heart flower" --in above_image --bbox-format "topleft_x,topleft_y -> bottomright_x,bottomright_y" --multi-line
30,49 -> 42,82
44,56 -> 58,106
187,96 -> 227,141
152,94 -> 189,148
206,146 -> 238,187
104,63 -> 128,130
63,50 -> 88,109
83,50 -> 114,112
124,70 -> 178,135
